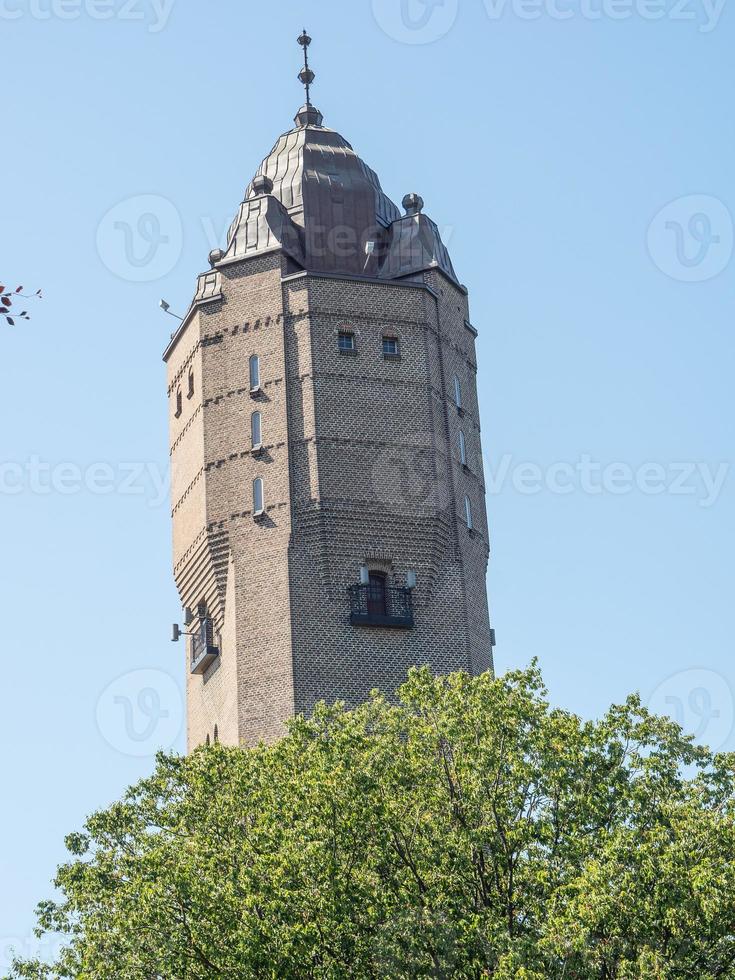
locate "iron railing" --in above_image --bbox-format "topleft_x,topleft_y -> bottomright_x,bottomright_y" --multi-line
190,618 -> 219,674
348,583 -> 414,629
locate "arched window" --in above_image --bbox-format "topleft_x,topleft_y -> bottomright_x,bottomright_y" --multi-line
249,354 -> 261,392
205,733 -> 211,747
453,375 -> 462,411
213,724 -> 219,744
459,430 -> 467,466
175,388 -> 182,418
366,571 -> 388,617
253,476 -> 264,515
464,495 -> 473,531
251,410 -> 262,449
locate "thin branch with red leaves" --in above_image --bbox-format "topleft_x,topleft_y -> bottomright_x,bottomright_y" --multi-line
0,283 -> 42,326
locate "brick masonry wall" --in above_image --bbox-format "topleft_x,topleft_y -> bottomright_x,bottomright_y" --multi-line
284,270 -> 493,716
166,250 -> 493,749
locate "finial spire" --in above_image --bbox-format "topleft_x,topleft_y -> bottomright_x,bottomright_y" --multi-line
297,29 -> 315,107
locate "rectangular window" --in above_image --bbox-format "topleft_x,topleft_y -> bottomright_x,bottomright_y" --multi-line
459,430 -> 467,467
249,354 -> 261,392
382,336 -> 400,358
251,411 -> 262,449
464,495 -> 473,531
253,477 -> 264,516
338,331 -> 356,353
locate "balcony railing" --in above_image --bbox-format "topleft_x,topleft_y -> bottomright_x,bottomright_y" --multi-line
348,583 -> 414,629
190,618 -> 219,675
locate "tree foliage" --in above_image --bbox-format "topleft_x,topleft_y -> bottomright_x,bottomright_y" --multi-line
9,665 -> 735,978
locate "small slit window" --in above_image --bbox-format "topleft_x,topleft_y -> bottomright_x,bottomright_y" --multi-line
338,331 -> 356,352
187,370 -> 194,399
459,430 -> 467,466
249,354 -> 261,391
174,388 -> 182,418
253,477 -> 264,516
464,495 -> 473,531
453,376 -> 462,410
251,411 -> 262,449
382,336 -> 400,357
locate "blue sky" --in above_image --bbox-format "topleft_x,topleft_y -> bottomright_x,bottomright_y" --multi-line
1,0 -> 732,960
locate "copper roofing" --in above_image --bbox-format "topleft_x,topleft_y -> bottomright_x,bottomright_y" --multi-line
223,104 -> 460,287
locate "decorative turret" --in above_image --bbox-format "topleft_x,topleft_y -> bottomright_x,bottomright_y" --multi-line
204,32 -> 459,284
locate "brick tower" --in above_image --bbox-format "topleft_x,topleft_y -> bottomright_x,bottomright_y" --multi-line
164,33 -> 494,749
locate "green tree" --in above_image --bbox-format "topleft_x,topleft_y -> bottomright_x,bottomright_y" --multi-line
9,666 -> 735,979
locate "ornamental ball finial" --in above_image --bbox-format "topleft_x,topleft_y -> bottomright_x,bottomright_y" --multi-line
402,193 -> 424,216
250,174 -> 274,198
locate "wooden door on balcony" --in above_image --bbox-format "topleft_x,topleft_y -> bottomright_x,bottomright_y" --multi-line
367,573 -> 388,617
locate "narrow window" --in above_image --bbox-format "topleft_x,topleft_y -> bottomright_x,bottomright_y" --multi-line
196,601 -> 212,647
174,388 -> 182,418
253,476 -> 264,515
382,336 -> 400,357
338,331 -> 356,353
205,733 -> 211,747
213,724 -> 219,744
367,572 -> 388,617
251,410 -> 262,449
459,430 -> 467,466
249,354 -> 261,392
453,375 -> 462,411
187,370 -> 194,399
464,495 -> 473,531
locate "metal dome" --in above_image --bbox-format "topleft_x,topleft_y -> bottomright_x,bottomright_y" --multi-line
240,109 -> 401,277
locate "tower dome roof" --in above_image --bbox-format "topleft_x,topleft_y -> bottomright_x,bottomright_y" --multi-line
240,108 -> 401,277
